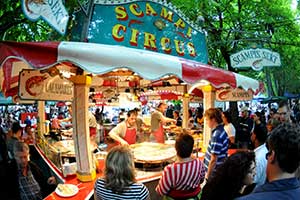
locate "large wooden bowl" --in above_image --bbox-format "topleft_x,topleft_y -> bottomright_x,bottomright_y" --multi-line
130,142 -> 176,164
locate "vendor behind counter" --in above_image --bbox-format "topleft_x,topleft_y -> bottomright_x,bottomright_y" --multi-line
151,102 -> 176,144
109,110 -> 137,146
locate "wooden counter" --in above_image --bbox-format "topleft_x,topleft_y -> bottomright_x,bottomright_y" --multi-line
39,144 -> 233,200
34,144 -> 163,200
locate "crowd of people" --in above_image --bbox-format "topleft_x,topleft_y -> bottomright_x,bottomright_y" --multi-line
94,121 -> 300,200
95,100 -> 300,200
0,106 -> 58,200
1,99 -> 300,199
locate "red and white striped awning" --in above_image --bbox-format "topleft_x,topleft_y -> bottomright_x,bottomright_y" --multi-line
0,41 -> 262,97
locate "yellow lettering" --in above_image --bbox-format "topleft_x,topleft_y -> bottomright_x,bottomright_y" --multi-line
129,3 -> 144,17
130,28 -> 139,46
186,27 -> 192,38
160,37 -> 171,54
174,18 -> 185,29
144,32 -> 157,51
146,3 -> 157,16
160,7 -> 173,22
174,40 -> 185,56
112,24 -> 126,42
187,42 -> 196,57
115,6 -> 128,21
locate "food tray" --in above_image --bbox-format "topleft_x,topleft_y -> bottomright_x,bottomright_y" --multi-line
130,142 -> 176,164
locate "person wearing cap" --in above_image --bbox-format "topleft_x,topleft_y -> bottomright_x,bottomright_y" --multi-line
151,102 -> 176,143
109,110 -> 138,146
236,106 -> 254,149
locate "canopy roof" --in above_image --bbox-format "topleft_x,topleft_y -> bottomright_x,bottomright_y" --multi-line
0,41 -> 262,98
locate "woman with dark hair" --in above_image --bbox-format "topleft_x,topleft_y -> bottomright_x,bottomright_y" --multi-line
94,146 -> 150,200
222,110 -> 236,146
253,111 -> 263,126
156,133 -> 206,199
201,151 -> 256,200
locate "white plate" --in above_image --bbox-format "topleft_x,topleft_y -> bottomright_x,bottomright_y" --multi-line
55,184 -> 78,197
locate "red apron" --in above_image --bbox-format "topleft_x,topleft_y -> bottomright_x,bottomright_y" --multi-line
123,127 -> 137,145
153,124 -> 165,143
89,127 -> 97,137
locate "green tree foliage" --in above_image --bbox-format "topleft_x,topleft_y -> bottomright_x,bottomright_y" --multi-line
1,0 -> 300,96
171,0 -> 300,96
0,0 -> 85,41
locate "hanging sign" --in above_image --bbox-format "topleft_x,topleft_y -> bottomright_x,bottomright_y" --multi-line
89,0 -> 208,63
230,48 -> 281,71
19,69 -> 73,101
216,88 -> 253,101
22,0 -> 69,35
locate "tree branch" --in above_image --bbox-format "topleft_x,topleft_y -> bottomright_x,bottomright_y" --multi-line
0,18 -> 28,35
234,38 -> 300,47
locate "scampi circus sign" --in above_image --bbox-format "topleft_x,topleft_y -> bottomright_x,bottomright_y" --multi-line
19,69 -> 73,101
230,48 -> 281,71
216,88 -> 253,102
88,0 -> 208,63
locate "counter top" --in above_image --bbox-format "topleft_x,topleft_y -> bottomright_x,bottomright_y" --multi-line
45,169 -> 163,200
36,143 -> 163,200
41,145 -> 236,200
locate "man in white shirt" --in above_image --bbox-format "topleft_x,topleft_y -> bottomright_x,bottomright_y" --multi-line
250,124 -> 268,186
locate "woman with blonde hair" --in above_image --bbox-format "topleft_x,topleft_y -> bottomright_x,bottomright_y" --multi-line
94,146 -> 150,200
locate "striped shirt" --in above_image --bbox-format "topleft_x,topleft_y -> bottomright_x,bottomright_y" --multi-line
204,124 -> 229,172
94,178 -> 149,200
156,158 -> 206,196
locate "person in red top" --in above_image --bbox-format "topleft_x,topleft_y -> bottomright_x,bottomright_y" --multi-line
151,102 -> 176,143
109,110 -> 137,146
156,133 -> 206,199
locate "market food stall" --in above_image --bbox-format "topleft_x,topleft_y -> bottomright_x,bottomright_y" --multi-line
0,40 -> 261,199
0,1 -> 262,199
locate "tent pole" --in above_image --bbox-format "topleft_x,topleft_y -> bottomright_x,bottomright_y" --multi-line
202,85 -> 216,150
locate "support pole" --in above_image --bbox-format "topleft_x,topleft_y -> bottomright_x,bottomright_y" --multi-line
69,75 -> 96,182
182,85 -> 189,129
37,101 -> 45,138
201,85 -> 216,150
